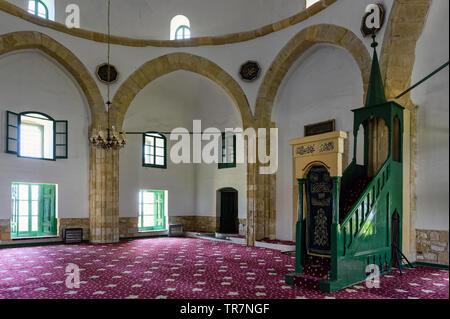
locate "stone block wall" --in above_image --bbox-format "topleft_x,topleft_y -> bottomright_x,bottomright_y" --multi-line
119,217 -> 139,238
416,229 -> 449,265
169,216 -> 219,233
0,219 -> 11,242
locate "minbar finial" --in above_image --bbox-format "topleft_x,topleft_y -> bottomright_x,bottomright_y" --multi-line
371,31 -> 378,48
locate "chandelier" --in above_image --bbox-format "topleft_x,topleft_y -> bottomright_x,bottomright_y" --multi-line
90,0 -> 126,150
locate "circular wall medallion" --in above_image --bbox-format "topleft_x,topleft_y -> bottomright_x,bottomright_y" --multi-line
96,63 -> 119,84
239,61 -> 261,82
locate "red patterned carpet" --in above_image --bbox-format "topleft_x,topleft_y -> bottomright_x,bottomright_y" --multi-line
0,237 -> 448,299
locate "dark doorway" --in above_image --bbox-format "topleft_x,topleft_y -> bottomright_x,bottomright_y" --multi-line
391,210 -> 401,266
218,188 -> 238,234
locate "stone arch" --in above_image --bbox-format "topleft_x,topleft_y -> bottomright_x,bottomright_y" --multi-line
112,53 -> 253,129
255,24 -> 371,124
0,31 -> 105,127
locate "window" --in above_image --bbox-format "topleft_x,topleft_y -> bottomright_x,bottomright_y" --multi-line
6,111 -> 68,160
170,15 -> 191,40
175,25 -> 191,40
138,190 -> 166,231
306,0 -> 320,8
219,132 -> 236,169
27,0 -> 54,20
143,132 -> 167,168
11,183 -> 57,238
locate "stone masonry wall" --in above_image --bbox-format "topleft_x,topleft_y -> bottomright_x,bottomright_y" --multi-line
416,229 -> 449,265
169,216 -> 219,233
0,219 -> 11,242
119,217 -> 139,238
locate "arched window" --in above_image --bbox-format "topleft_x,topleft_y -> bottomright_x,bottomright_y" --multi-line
143,132 -> 167,168
170,15 -> 191,40
6,111 -> 68,160
28,0 -> 54,20
175,25 -> 191,40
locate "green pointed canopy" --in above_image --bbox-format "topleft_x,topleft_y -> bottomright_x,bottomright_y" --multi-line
365,34 -> 387,107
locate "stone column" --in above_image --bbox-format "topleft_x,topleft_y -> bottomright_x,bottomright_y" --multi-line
89,145 -> 120,244
246,162 -> 257,246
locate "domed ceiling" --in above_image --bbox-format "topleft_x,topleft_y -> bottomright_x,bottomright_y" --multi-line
7,0 -> 307,40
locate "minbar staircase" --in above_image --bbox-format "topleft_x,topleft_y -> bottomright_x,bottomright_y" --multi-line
286,36 -> 405,292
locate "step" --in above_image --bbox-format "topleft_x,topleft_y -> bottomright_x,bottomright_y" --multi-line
292,272 -> 329,290
289,259 -> 330,290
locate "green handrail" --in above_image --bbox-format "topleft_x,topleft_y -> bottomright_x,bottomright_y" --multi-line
340,158 -> 391,226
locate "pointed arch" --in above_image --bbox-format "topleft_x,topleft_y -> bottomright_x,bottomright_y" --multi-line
112,53 -> 253,129
0,31 -> 105,127
254,24 -> 371,124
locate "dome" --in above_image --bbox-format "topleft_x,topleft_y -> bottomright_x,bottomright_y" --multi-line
6,0 -> 308,39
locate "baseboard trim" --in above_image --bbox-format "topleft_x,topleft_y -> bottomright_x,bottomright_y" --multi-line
413,261 -> 449,270
119,234 -> 169,241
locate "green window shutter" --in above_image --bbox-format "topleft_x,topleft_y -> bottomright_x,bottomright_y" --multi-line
41,184 -> 56,236
6,111 -> 19,154
154,191 -> 165,230
11,183 -> 19,237
55,120 -> 68,159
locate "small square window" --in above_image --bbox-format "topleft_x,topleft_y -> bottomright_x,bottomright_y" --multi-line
143,132 -> 167,169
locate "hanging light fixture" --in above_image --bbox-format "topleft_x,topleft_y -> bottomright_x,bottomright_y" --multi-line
90,0 -> 126,150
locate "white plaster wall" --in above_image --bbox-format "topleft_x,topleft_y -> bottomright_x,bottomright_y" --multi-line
412,0 -> 449,231
3,0 -> 419,236
7,0 -> 306,39
193,77 -> 246,220
272,44 -> 364,241
0,0 -> 395,115
0,50 -> 90,220
119,71 -> 246,221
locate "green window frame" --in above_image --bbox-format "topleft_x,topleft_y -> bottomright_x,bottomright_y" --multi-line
11,183 -> 57,238
138,190 -> 166,231
28,0 -> 49,19
219,132 -> 236,169
175,25 -> 191,40
5,111 -> 68,160
143,132 -> 167,169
